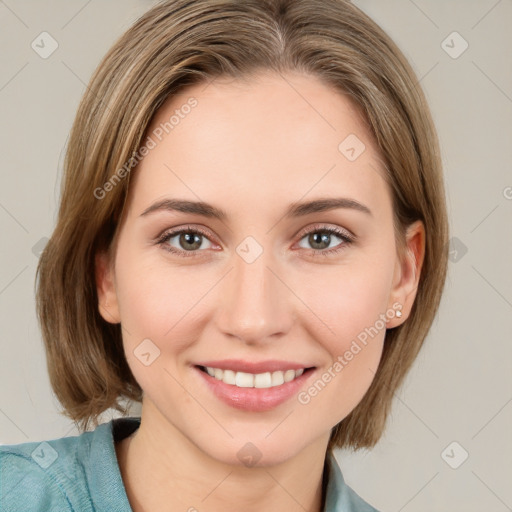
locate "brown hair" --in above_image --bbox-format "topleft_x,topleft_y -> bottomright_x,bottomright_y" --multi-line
36,0 -> 448,451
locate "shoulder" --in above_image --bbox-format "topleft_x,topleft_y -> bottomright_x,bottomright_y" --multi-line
0,417 -> 140,512
1,437 -> 81,511
0,422 -> 110,512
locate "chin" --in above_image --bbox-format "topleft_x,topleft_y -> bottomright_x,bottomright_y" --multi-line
201,433 -> 317,469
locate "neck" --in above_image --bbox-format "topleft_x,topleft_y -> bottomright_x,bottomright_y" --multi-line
115,401 -> 330,512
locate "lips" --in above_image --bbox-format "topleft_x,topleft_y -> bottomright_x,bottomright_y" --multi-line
193,359 -> 317,411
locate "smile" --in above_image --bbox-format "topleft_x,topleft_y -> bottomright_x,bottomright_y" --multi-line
198,366 -> 305,388
194,362 -> 317,411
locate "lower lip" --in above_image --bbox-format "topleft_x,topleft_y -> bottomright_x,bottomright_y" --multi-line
194,366 -> 316,412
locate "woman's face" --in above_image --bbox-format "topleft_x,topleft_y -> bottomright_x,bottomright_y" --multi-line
98,71 -> 421,465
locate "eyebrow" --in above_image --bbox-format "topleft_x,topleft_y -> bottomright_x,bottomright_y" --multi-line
139,197 -> 372,220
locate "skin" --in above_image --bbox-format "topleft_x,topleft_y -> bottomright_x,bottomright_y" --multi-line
96,70 -> 424,512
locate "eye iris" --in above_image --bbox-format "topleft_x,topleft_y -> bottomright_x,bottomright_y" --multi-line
180,232 -> 202,250
309,232 -> 331,250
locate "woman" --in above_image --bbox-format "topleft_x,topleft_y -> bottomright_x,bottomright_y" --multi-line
0,0 -> 448,510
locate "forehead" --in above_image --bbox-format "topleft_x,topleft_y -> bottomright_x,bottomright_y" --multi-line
126,71 -> 390,218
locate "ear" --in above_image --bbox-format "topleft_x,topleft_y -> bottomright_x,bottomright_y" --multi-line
95,250 -> 121,324
387,220 -> 425,328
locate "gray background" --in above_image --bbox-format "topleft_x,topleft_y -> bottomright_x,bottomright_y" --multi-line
1,1 -> 511,511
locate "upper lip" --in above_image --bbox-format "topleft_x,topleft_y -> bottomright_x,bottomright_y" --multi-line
195,359 -> 315,374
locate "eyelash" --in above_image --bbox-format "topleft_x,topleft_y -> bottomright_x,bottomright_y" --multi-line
155,223 -> 355,259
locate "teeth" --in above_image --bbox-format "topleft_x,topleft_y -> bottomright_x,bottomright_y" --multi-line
284,369 -> 296,382
203,366 -> 306,388
254,372 -> 272,388
235,371 -> 254,387
223,369 -> 236,385
271,371 -> 284,386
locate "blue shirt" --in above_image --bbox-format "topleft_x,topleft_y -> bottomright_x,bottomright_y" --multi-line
0,417 -> 379,511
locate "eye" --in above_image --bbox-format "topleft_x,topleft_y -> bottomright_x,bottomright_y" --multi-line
156,225 -> 216,258
296,224 -> 354,256
155,223 -> 355,259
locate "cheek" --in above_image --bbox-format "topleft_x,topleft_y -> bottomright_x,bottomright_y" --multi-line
295,252 -> 394,413
112,248 -> 207,398
300,257 -> 394,348
113,243 -> 201,348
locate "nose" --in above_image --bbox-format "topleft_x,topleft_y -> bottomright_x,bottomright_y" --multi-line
214,240 -> 294,345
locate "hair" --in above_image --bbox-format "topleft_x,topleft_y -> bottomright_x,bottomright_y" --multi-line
36,0 -> 448,452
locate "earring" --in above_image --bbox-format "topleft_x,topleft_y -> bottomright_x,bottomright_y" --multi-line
396,309 -> 403,318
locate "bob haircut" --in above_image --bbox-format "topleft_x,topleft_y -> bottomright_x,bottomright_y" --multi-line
36,0 -> 448,452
